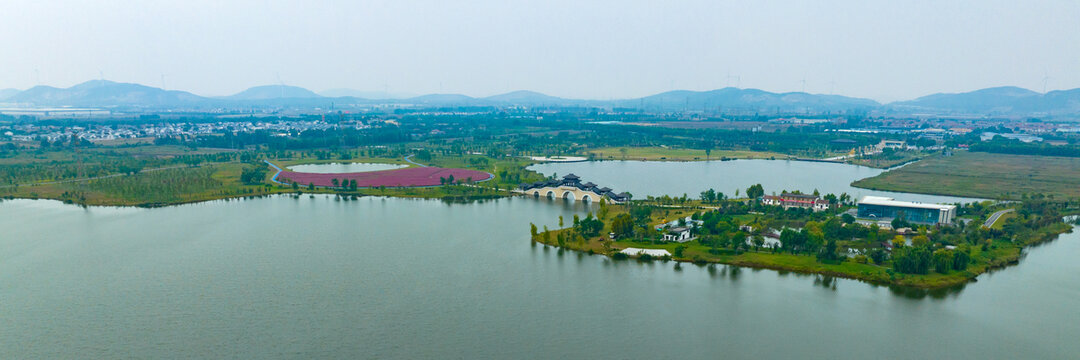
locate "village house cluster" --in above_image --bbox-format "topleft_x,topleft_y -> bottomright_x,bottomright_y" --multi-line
0,120 -> 365,142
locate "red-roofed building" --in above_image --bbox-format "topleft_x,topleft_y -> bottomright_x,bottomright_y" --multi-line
761,193 -> 830,211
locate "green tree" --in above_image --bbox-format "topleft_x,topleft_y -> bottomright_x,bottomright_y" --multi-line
841,213 -> 856,224
700,189 -> 717,204
933,249 -> 953,274
817,239 -> 840,263
576,213 -> 605,237
891,235 -> 906,249
869,248 -> 887,264
952,247 -> 971,271
746,184 -> 765,199
911,234 -> 929,248
610,213 -> 634,239
673,245 -> 687,258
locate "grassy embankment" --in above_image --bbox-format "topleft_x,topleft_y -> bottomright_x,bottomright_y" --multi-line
534,202 -> 1074,289
852,151 -> 1080,200
587,147 -> 790,162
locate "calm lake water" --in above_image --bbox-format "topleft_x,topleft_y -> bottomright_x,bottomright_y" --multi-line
2,195 -> 1077,358
0,196 -> 1075,358
287,162 -> 407,173
530,159 -> 977,204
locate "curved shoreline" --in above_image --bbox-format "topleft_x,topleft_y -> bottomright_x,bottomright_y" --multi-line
533,219 -> 1074,290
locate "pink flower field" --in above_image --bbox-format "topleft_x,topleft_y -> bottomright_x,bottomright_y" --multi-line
276,167 -> 493,187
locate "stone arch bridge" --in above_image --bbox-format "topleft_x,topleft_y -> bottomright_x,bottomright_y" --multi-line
516,173 -> 629,204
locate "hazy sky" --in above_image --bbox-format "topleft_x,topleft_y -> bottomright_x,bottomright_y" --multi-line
2,0 -> 1078,102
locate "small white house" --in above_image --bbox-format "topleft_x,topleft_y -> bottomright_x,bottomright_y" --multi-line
663,226 -> 693,242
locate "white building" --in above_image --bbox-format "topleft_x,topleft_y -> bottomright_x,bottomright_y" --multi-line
663,227 -> 693,242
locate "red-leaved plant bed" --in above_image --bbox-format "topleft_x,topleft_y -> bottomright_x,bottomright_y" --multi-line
277,167 -> 492,187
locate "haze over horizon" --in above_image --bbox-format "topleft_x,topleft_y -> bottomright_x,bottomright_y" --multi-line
3,0 -> 1078,102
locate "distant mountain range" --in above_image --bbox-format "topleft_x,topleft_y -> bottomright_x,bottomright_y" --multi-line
226,85 -> 321,100
891,86 -> 1080,115
6,80 -> 207,108
319,89 -> 416,99
2,79 -> 1080,116
0,88 -> 19,100
618,88 -> 880,112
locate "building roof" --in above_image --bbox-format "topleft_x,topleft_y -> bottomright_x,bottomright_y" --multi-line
562,173 -> 580,180
780,192 -> 819,199
857,196 -> 956,211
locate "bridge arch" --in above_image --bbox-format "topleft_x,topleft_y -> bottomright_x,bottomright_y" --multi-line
517,184 -> 624,204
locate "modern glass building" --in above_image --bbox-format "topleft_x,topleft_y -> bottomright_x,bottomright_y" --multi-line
856,196 -> 957,225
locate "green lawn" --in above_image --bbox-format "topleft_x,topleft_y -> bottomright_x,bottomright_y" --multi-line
851,151 -> 1080,200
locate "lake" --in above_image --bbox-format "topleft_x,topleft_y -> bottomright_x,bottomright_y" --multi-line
286,162 -> 408,173
4,161 -> 1075,356
2,194 -> 1076,358
529,159 -> 977,204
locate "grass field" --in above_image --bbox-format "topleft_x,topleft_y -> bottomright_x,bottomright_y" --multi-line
851,151 -> 1080,200
846,150 -> 930,169
587,147 -> 789,161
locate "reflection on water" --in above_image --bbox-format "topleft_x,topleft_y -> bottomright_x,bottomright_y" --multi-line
1,197 -> 1077,359
286,162 -> 407,173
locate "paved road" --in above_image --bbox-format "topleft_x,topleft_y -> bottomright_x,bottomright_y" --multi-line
403,154 -> 428,167
264,160 -> 286,184
984,208 -> 1016,228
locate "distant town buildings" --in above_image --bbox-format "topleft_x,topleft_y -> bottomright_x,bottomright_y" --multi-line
0,120 -> 364,143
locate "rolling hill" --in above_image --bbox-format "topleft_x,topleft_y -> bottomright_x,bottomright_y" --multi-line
7,80 -> 208,107
227,85 -> 322,100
